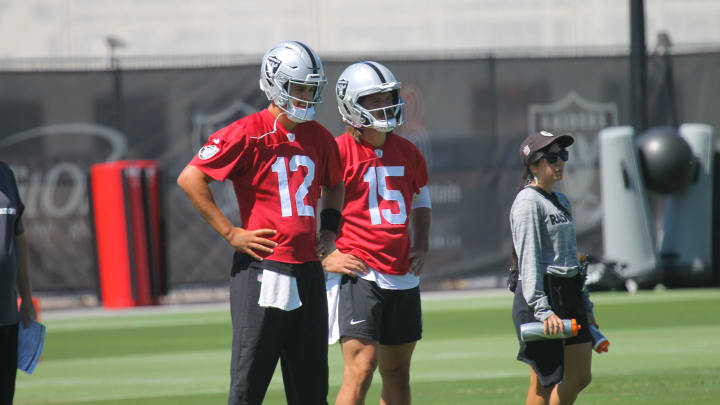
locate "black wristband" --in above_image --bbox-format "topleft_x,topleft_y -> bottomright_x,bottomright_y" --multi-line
320,208 -> 342,233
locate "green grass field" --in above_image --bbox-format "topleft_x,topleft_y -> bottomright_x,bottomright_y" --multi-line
15,288 -> 720,404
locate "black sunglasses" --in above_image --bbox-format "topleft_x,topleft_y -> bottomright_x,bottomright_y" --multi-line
542,150 -> 569,163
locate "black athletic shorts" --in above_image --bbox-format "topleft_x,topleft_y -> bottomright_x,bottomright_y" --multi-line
512,274 -> 592,387
338,275 -> 422,345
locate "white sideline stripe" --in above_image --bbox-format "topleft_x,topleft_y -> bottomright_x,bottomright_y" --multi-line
41,301 -> 230,320
39,289 -> 510,321
39,288 -> 720,321
422,288 -> 510,300
590,289 -> 720,305
45,289 -> 720,331
46,315 -> 229,331
31,348 -> 345,369
35,350 -> 229,367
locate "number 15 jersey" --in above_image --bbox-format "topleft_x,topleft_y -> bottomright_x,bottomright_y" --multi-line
190,109 -> 342,263
335,133 -> 429,275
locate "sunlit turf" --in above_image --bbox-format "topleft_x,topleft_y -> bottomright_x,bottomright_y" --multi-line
15,288 -> 720,404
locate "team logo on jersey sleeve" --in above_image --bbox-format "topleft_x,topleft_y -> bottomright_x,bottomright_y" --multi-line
198,144 -> 220,160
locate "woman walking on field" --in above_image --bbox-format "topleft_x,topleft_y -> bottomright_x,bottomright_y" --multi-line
509,131 -> 598,405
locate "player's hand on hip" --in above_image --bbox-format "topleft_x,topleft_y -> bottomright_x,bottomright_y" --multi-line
321,250 -> 368,277
315,229 -> 336,258
408,246 -> 428,276
543,314 -> 564,336
225,227 -> 278,261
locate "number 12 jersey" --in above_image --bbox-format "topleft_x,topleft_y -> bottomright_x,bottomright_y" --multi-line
190,109 -> 342,263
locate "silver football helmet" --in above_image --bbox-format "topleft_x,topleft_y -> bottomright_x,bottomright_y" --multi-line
259,41 -> 327,122
335,61 -> 405,132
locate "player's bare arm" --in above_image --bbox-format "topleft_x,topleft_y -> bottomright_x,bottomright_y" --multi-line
177,164 -> 277,261
409,207 -> 431,275
316,182 -> 345,257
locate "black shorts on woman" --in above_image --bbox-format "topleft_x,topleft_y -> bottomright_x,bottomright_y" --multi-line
512,272 -> 592,387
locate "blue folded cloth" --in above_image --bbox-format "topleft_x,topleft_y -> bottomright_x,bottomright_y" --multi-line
17,319 -> 46,375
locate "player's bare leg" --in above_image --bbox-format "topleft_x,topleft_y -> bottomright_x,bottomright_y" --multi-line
336,337 -> 378,405
526,366 -> 553,405
378,341 -> 416,405
549,342 -> 592,405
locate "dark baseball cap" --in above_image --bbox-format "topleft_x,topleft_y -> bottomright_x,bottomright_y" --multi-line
520,131 -> 574,164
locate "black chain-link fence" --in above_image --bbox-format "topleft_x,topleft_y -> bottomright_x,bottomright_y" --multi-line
1,49 -> 718,292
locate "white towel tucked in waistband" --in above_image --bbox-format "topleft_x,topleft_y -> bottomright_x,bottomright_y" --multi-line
326,272 -> 341,344
258,269 -> 302,311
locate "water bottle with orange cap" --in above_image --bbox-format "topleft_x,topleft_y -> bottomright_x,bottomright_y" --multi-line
520,318 -> 581,342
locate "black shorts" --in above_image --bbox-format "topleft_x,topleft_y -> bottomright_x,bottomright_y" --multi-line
512,274 -> 592,387
338,275 -> 422,345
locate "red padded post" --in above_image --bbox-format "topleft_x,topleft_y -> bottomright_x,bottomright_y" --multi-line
90,162 -> 134,308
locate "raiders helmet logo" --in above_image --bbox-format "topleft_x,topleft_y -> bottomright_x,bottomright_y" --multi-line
266,56 -> 282,78
336,79 -> 349,100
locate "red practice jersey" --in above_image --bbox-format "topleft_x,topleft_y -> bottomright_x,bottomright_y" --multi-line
335,133 -> 429,275
190,109 -> 342,263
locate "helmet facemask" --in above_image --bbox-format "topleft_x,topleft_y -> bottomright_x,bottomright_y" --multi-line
355,89 -> 405,133
278,76 -> 326,123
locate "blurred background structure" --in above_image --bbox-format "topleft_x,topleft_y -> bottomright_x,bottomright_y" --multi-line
2,0 -> 720,59
0,0 -> 718,305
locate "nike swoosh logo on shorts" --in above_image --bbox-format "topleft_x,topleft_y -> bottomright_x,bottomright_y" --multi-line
350,319 -> 366,325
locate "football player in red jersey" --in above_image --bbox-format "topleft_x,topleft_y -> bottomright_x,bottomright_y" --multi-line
323,62 -> 431,405
177,41 -> 343,405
